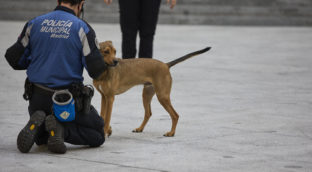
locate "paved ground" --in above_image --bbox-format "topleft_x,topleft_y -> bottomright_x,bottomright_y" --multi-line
0,21 -> 312,172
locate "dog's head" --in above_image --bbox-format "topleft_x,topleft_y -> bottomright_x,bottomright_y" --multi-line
99,41 -> 117,66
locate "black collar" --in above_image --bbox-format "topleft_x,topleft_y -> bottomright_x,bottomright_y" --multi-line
54,6 -> 76,16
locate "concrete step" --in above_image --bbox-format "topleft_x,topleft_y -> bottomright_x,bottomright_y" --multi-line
0,0 -> 311,25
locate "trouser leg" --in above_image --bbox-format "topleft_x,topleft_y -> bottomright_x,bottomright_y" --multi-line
138,0 -> 161,58
119,0 -> 140,59
64,106 -> 105,147
75,106 -> 104,132
64,122 -> 105,147
28,91 -> 53,145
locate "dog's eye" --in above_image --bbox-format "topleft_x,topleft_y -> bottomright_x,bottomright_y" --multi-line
104,50 -> 110,54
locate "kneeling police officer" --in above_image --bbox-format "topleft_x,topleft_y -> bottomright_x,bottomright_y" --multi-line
5,0 -> 109,154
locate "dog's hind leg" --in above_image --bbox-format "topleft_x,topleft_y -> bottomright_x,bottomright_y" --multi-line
157,96 -> 179,137
154,76 -> 179,137
133,84 -> 155,133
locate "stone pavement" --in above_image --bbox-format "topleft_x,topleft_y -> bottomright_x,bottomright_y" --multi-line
0,21 -> 311,172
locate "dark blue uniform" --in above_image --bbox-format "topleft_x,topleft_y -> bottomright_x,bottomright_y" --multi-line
5,6 -> 106,147
6,6 -> 106,87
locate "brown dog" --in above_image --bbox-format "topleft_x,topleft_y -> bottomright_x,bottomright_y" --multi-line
93,41 -> 210,137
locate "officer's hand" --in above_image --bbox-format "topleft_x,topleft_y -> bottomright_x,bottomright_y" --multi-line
104,0 -> 112,5
167,0 -> 177,9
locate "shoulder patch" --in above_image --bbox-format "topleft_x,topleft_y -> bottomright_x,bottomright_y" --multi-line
95,37 -> 100,50
79,27 -> 91,56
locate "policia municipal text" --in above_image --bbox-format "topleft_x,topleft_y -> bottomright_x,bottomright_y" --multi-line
5,0 -> 111,154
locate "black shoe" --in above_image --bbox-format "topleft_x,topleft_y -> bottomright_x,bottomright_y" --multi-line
45,115 -> 67,154
17,111 -> 46,153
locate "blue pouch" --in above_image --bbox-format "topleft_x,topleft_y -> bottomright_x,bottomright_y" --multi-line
52,90 -> 75,122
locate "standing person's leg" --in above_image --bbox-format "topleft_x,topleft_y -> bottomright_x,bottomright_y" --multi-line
138,0 -> 161,58
119,0 -> 140,59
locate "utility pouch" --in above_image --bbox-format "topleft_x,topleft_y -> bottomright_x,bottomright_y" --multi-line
82,85 -> 94,115
69,83 -> 94,115
52,90 -> 75,122
23,78 -> 33,101
70,83 -> 84,112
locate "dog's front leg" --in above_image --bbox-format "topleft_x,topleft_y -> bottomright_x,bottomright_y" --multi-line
100,95 -> 112,137
100,94 -> 108,127
104,95 -> 115,137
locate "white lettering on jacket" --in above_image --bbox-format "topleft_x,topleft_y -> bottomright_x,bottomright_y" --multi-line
40,19 -> 73,39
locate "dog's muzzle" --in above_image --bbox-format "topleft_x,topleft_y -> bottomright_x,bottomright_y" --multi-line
108,60 -> 119,67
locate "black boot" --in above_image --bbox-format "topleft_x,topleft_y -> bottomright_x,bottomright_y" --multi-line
45,115 -> 67,154
17,111 -> 46,153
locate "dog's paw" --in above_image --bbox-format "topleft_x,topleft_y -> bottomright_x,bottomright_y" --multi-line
104,126 -> 112,138
132,128 -> 143,133
108,126 -> 112,136
163,132 -> 175,137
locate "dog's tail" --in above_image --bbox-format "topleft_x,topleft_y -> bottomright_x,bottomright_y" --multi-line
167,47 -> 211,68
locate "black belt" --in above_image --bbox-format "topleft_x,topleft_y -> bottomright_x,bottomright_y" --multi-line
33,84 -> 66,96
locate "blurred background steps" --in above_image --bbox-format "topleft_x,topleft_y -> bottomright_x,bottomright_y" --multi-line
0,0 -> 311,25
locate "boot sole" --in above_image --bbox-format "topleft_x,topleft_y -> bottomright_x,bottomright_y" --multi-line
17,111 -> 45,153
45,115 -> 67,154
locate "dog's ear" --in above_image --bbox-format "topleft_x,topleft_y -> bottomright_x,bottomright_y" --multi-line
99,42 -> 105,49
106,41 -> 114,47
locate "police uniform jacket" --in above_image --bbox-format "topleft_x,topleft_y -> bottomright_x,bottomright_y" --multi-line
5,6 -> 107,88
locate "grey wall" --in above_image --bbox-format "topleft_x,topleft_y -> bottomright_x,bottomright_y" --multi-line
0,0 -> 312,25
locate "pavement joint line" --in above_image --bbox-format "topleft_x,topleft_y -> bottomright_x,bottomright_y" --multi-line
0,147 -> 169,172
207,131 -> 312,142
297,128 -> 312,140
44,154 -> 169,172
112,136 -> 177,144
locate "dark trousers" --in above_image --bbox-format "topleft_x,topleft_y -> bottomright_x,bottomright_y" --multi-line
119,0 -> 161,59
28,87 -> 105,147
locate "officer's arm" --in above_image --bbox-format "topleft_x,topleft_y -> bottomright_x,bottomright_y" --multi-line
5,22 -> 32,70
81,25 -> 108,79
